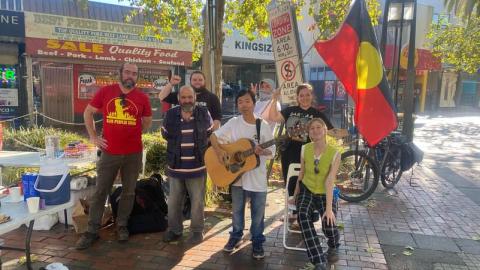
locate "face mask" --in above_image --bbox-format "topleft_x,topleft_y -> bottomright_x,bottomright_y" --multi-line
259,90 -> 273,102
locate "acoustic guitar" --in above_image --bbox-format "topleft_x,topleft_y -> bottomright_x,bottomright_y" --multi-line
205,127 -> 306,187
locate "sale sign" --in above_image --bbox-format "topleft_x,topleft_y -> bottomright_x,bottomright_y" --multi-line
26,38 -> 192,66
24,12 -> 193,66
268,3 -> 304,105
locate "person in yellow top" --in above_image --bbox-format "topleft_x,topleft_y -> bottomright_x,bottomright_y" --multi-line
290,118 -> 341,270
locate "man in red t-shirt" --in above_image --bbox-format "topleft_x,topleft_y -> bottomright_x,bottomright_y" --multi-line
76,62 -> 152,250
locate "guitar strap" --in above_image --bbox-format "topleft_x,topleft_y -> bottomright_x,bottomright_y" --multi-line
256,118 -> 261,144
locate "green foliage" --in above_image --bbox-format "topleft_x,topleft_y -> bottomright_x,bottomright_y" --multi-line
125,0 -> 204,60
224,0 -> 271,41
142,131 -> 168,175
444,0 -> 480,20
144,139 -> 168,175
308,0 -> 380,40
427,16 -> 480,74
2,127 -> 89,186
125,0 -> 381,60
3,127 -> 87,152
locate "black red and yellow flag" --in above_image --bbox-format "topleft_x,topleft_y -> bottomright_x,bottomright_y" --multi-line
314,0 -> 397,146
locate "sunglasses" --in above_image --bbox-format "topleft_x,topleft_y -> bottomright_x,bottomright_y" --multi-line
119,93 -> 127,107
314,158 -> 320,174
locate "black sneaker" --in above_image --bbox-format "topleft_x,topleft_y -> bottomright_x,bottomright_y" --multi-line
117,226 -> 129,243
223,238 -> 241,252
163,231 -> 182,243
314,263 -> 327,270
252,243 -> 265,260
75,232 -> 99,250
326,247 -> 339,263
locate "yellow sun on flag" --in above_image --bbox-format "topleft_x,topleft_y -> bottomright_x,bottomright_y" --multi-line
356,42 -> 383,90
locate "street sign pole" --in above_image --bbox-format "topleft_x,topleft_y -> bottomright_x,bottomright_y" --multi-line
402,0 -> 417,142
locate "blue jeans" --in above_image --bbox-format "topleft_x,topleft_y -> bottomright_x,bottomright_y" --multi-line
230,186 -> 267,245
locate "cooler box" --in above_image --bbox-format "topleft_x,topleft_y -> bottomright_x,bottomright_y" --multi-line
35,160 -> 71,205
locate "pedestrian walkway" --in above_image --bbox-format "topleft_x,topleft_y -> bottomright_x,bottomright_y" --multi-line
2,162 -> 480,270
3,109 -> 480,270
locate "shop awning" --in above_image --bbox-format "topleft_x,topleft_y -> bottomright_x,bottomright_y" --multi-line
384,45 -> 442,71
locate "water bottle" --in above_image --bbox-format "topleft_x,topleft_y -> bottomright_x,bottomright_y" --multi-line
333,186 -> 340,201
22,173 -> 30,201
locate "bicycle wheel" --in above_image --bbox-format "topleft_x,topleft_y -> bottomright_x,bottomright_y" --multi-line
380,147 -> 403,188
336,150 -> 379,202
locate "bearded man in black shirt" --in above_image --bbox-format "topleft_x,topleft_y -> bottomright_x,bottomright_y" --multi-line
158,71 -> 222,130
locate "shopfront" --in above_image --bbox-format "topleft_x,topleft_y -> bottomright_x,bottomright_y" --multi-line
222,30 -> 275,95
24,11 -> 192,124
0,9 -> 25,121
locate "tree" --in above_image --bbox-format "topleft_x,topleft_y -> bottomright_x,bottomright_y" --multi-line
444,0 -> 479,20
117,0 -> 380,97
427,15 -> 480,74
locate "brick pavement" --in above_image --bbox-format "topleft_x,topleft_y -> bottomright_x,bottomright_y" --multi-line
1,164 -> 480,270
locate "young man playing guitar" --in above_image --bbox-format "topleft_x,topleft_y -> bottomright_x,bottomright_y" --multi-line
210,90 -> 275,259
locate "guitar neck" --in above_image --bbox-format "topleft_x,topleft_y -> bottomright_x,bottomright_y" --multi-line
242,136 -> 285,157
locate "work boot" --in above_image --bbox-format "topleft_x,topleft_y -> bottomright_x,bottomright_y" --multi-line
187,232 -> 204,244
75,232 -> 99,250
117,226 -> 129,243
163,231 -> 182,243
326,247 -> 339,263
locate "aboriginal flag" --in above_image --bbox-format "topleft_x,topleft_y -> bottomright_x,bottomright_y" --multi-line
314,0 -> 397,146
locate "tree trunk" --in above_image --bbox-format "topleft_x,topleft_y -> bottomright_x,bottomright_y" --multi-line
214,0 -> 225,101
201,0 -> 224,102
202,7 -> 212,91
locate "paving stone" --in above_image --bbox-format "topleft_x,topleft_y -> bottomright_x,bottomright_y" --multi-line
382,245 -> 466,270
376,230 -> 416,247
454,239 -> 480,255
412,234 -> 461,253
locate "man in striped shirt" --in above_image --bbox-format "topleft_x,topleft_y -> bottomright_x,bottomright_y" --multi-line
161,85 -> 213,244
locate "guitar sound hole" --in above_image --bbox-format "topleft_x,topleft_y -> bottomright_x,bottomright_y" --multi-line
228,152 -> 245,173
233,152 -> 244,163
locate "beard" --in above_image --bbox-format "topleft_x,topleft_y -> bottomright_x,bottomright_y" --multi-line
180,103 -> 195,112
121,78 -> 136,89
192,86 -> 207,93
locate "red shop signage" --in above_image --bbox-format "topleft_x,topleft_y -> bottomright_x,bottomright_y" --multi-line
25,37 -> 192,66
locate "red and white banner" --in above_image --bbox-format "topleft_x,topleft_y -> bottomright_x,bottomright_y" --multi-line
26,38 -> 192,66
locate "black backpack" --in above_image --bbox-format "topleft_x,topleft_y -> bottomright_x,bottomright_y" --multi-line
110,174 -> 168,234
400,142 -> 424,171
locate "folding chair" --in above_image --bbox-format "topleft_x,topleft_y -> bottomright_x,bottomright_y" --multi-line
283,163 -> 325,251
283,163 -> 306,251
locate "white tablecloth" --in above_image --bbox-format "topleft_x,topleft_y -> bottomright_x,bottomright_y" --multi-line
0,199 -> 74,235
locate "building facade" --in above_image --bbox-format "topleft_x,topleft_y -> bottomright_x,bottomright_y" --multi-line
0,1 -> 25,124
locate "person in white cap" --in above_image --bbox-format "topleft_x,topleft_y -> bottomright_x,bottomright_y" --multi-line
251,78 -> 281,134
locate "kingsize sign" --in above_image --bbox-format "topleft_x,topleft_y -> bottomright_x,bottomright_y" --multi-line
268,3 -> 304,105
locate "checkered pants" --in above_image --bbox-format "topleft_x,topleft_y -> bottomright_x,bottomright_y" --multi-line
296,182 -> 340,264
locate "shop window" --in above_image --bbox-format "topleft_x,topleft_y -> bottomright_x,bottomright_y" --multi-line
40,63 -> 74,124
0,66 -> 18,116
324,70 -> 337,81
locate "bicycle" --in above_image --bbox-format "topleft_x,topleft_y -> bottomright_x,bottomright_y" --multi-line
336,128 -> 380,202
377,132 -> 407,189
336,129 -> 407,202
